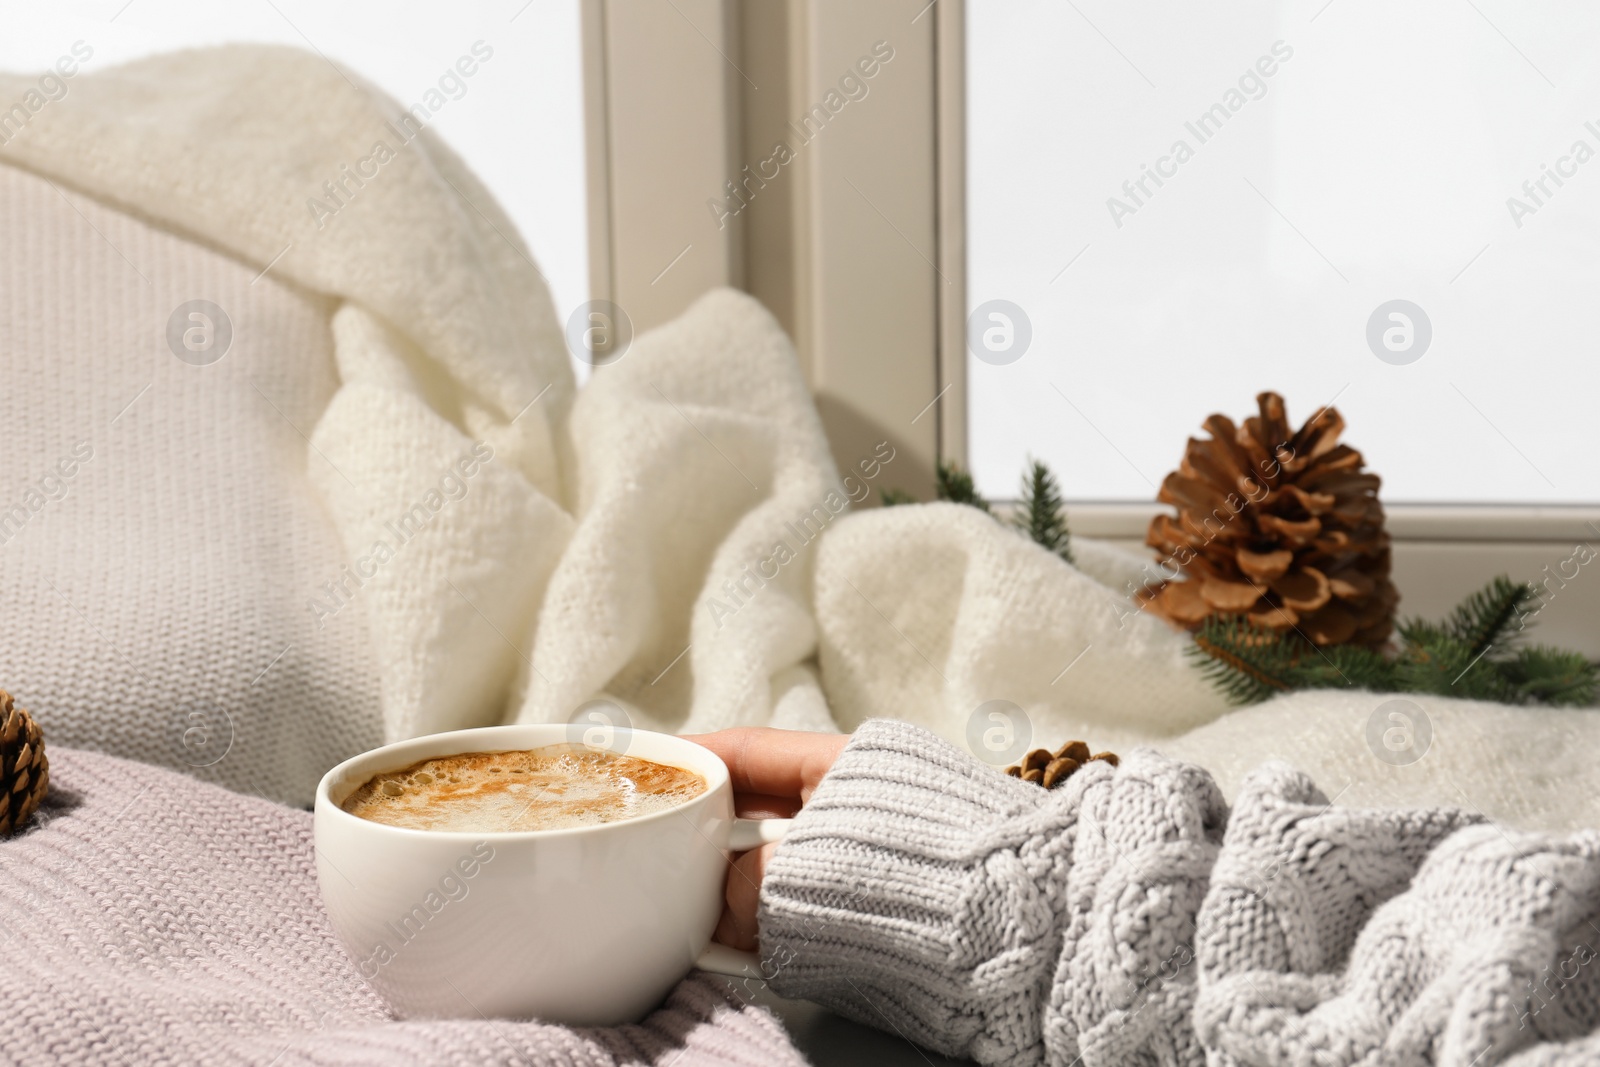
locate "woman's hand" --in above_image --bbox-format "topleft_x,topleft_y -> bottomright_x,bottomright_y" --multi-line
683,727 -> 849,952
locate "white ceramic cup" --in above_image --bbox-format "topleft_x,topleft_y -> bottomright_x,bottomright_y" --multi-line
313,724 -> 790,1026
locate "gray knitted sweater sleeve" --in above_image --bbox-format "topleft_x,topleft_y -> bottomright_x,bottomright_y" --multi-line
757,720 -> 1600,1067
756,719 -> 1229,1065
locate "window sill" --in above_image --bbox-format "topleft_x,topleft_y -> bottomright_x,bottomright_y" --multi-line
1045,502 -> 1600,545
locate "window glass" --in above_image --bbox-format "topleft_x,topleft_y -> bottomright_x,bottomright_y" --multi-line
967,0 -> 1600,504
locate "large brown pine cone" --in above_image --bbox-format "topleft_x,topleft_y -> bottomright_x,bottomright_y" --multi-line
0,691 -> 48,836
1142,391 -> 1398,648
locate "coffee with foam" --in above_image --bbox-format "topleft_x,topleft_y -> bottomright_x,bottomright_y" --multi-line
341,744 -> 708,833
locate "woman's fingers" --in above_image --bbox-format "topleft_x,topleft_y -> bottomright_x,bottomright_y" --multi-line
685,728 -> 848,803
712,842 -> 778,952
686,730 -> 848,953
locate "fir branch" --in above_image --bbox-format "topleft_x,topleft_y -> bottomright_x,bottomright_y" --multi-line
1395,629 -> 1506,701
1290,642 -> 1396,693
1189,615 -> 1301,705
1445,575 -> 1534,658
881,460 -> 994,511
936,461 -> 991,513
1497,646 -> 1599,707
880,488 -> 917,507
1394,616 -> 1451,648
1012,459 -> 1073,564
1193,575 -> 1596,709
1392,618 -> 1477,696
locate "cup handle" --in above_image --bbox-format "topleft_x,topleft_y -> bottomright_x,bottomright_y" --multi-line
694,817 -> 793,981
695,941 -> 767,980
727,816 -> 792,853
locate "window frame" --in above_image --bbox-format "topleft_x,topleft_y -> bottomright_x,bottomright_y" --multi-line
583,0 -> 1600,657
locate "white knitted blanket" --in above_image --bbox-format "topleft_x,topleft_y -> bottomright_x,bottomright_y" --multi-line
1,45 -> 1596,826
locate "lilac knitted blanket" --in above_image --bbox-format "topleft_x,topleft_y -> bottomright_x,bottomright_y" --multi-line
3,748 -> 807,1067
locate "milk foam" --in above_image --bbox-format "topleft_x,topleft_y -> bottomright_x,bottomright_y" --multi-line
340,744 -> 708,833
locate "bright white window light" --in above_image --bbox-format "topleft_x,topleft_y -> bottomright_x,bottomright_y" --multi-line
967,0 -> 1600,504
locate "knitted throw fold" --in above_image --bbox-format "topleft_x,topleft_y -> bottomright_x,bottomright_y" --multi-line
759,720 -> 1600,1067
3,747 -> 807,1067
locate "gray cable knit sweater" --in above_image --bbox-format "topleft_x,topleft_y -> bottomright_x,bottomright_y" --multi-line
759,720 -> 1600,1066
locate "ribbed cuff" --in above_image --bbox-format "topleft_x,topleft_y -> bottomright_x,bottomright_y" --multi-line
756,719 -> 1105,1063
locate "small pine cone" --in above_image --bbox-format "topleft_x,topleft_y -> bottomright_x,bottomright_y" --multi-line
1056,741 -> 1091,764
1041,757 -> 1079,788
0,692 -> 47,836
1005,741 -> 1118,788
